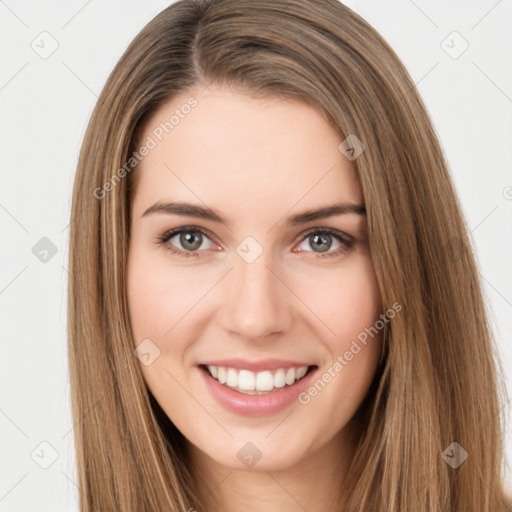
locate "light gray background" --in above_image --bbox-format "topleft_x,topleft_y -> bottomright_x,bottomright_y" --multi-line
0,1 -> 511,510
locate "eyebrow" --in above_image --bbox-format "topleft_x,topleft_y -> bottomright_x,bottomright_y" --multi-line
141,201 -> 366,225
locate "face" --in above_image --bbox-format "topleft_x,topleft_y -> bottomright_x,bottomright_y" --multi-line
127,85 -> 383,473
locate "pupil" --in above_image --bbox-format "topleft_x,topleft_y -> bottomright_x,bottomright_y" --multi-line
311,234 -> 331,252
181,232 -> 202,250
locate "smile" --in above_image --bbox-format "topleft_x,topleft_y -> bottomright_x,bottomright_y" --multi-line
198,363 -> 318,416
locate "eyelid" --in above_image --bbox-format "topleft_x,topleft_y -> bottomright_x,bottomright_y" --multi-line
298,226 -> 354,244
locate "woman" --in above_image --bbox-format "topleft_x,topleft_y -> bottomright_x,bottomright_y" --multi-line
67,0 -> 511,510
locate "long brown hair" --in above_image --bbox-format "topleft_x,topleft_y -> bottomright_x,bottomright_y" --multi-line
67,0 -> 511,509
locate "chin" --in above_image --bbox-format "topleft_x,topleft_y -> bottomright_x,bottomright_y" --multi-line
193,433 -> 313,473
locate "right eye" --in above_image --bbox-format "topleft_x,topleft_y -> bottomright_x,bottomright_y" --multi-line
157,226 -> 220,258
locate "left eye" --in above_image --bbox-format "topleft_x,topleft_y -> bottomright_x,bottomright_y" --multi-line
295,229 -> 354,258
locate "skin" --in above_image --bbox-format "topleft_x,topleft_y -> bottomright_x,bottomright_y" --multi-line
127,84 -> 384,511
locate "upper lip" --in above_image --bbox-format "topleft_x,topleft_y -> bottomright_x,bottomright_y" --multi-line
199,358 -> 316,372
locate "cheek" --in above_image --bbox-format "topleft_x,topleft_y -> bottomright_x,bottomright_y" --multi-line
127,251 -> 206,343
126,251 -> 204,404
292,264 -> 383,442
293,258 -> 383,348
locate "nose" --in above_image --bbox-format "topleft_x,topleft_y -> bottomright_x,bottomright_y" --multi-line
219,250 -> 294,342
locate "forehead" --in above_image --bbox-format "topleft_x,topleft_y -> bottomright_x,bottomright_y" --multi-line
132,87 -> 362,219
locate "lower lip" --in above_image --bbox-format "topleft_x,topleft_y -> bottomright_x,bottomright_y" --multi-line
198,365 -> 317,417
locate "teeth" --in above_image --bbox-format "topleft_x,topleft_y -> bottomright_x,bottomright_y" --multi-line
217,367 -> 227,384
297,366 -> 308,379
239,369 -> 256,390
209,365 -> 218,379
226,368 -> 238,387
274,368 -> 286,388
205,365 -> 310,393
256,370 -> 273,391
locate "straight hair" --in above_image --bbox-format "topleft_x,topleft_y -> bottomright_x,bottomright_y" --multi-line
67,0 -> 511,509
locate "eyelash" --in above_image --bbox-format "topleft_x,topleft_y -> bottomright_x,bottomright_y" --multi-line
156,226 -> 355,260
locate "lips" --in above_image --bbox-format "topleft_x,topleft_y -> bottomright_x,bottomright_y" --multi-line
197,360 -> 318,416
